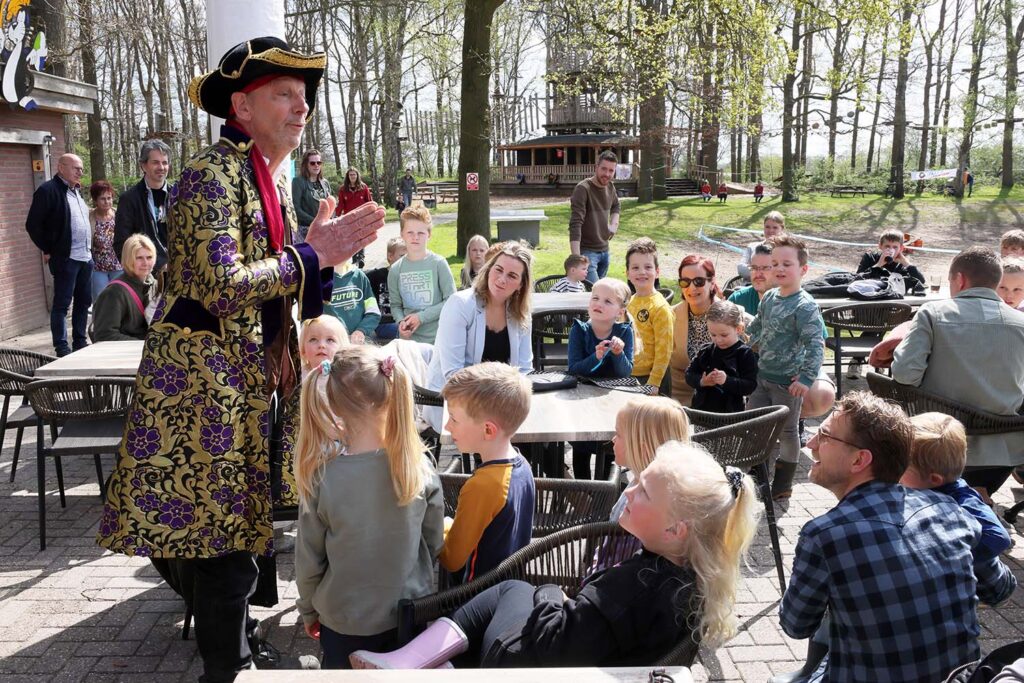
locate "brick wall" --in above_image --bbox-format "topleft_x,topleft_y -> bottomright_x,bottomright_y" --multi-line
0,109 -> 66,339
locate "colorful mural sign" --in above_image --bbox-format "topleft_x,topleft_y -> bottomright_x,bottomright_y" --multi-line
1,0 -> 47,109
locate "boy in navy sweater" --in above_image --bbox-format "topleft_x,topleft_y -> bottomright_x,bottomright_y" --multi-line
439,363 -> 535,582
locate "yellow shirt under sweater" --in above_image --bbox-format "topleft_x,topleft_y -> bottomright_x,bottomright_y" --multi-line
628,291 -> 674,388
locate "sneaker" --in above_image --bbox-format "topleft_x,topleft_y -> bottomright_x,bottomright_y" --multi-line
251,638 -> 320,671
845,359 -> 863,380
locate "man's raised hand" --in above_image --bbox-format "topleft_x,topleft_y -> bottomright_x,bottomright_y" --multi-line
305,199 -> 385,268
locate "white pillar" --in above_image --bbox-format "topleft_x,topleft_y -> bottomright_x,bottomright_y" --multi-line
204,0 -> 286,139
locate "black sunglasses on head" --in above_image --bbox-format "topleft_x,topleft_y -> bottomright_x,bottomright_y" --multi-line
678,277 -> 709,288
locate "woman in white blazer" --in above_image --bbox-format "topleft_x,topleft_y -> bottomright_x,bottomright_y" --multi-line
424,242 -> 535,430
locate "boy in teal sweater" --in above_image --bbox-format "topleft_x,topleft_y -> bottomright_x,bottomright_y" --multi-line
746,235 -> 824,500
327,266 -> 381,344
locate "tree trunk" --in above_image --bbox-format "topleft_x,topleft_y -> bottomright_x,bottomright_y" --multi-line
748,110 -> 762,179
954,0 -> 996,196
827,20 -> 850,164
456,0 -> 506,253
1001,0 -> 1023,188
889,0 -> 914,199
797,30 -> 813,168
851,43 -> 867,170
928,0 -> 950,167
319,1 -> 341,167
917,14 -> 937,194
79,0 -> 106,180
782,5 -> 802,201
866,25 -> 890,174
940,0 -> 964,166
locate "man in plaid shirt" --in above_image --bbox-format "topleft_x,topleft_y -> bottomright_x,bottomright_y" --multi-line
776,392 -> 1016,683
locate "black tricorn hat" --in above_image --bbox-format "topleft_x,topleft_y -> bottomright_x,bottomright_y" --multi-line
188,36 -> 326,121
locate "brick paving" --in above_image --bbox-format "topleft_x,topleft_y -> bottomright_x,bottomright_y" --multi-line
1,398 -> 1022,682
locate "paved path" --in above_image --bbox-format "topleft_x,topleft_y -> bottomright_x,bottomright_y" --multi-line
0,416 -> 1021,682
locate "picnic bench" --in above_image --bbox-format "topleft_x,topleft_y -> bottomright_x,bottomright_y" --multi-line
830,184 -> 868,197
425,181 -> 459,203
492,209 -> 547,246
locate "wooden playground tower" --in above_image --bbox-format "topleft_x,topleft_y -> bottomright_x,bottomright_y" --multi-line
495,43 -> 669,188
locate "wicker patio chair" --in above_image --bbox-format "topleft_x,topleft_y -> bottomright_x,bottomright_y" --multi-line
657,287 -> 675,305
823,302 -> 914,395
687,405 -> 791,592
722,274 -> 747,298
866,372 -> 1024,523
533,275 -> 593,293
440,472 -> 621,538
0,348 -> 56,482
396,521 -> 702,666
24,377 -> 135,551
531,308 -> 580,371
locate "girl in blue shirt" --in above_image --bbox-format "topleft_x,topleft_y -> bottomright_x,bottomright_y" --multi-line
567,278 -> 635,479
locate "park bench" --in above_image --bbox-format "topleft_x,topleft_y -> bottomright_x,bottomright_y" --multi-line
426,181 -> 459,203
492,209 -> 548,246
830,185 -> 867,197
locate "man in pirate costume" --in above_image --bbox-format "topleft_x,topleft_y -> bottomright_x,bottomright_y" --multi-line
97,37 -> 385,682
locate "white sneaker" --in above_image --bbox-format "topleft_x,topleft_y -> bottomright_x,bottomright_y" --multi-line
845,360 -> 863,380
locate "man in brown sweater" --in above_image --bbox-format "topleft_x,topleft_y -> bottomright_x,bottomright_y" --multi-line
569,150 -> 621,283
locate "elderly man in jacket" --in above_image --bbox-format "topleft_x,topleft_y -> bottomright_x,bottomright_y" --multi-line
96,37 -> 385,682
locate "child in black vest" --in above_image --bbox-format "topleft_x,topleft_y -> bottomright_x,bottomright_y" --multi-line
685,300 -> 758,413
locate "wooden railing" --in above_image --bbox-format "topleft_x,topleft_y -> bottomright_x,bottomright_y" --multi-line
548,104 -> 621,127
499,164 -> 597,183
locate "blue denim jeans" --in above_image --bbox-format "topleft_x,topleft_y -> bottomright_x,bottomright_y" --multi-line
49,256 -> 93,355
90,268 -> 122,302
375,322 -> 399,341
581,249 -> 610,284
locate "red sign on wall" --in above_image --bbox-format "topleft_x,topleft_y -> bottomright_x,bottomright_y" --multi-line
466,172 -> 479,191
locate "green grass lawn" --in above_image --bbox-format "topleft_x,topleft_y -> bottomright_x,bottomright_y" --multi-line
420,184 -> 1024,294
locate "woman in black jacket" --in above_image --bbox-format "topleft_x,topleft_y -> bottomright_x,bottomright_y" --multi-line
90,234 -> 158,341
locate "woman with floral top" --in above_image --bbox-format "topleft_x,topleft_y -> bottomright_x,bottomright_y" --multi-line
89,179 -> 122,301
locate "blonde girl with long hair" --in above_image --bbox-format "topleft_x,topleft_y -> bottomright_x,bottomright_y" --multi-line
350,441 -> 759,669
609,396 -> 691,515
295,345 -> 443,669
460,234 -> 489,289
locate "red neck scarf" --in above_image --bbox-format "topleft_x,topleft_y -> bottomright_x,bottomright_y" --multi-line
229,121 -> 285,253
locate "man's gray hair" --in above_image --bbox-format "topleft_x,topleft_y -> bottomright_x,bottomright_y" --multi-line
138,139 -> 172,165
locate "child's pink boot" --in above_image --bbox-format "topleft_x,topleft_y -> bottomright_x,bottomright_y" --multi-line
349,618 -> 468,669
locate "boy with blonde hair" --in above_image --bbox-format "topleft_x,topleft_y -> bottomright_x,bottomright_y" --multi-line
388,206 -> 456,343
625,238 -> 673,395
737,211 -> 786,281
998,258 -> 1024,311
900,413 -> 1011,562
439,363 -> 535,582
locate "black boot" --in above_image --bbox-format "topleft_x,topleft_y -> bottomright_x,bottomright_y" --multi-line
768,639 -> 829,683
771,460 -> 798,501
248,622 -> 320,671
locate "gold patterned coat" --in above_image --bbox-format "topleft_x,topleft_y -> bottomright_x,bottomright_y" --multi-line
97,128 -> 330,559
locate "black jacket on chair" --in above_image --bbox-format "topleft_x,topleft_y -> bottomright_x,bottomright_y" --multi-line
114,178 -> 169,271
25,176 -> 74,258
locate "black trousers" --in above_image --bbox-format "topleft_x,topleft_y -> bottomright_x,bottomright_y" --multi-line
320,625 -> 398,669
152,551 -> 259,682
451,579 -> 536,667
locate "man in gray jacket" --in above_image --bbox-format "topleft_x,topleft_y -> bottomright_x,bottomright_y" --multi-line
890,246 -> 1024,499
399,168 -> 417,209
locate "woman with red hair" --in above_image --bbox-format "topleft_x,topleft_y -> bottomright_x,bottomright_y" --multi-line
669,254 -> 723,406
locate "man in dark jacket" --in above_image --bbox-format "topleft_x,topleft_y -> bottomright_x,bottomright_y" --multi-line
114,139 -> 172,272
25,153 -> 94,357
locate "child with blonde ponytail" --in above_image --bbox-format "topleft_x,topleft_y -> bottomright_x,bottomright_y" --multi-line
350,441 -> 760,670
295,345 -> 444,669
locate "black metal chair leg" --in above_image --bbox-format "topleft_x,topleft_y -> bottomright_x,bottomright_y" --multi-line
55,456 -> 66,508
1005,499 -> 1024,524
94,454 -> 105,499
757,462 -> 787,593
0,394 -> 9,450
10,425 -> 24,482
36,420 -> 46,551
834,341 -> 843,396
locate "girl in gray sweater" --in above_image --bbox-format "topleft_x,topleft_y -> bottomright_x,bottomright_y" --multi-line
295,345 -> 444,669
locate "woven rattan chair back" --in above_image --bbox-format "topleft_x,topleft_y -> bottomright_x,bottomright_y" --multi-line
0,348 -> 55,396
